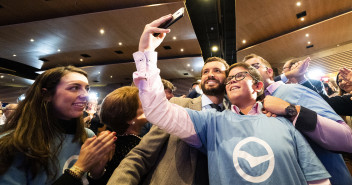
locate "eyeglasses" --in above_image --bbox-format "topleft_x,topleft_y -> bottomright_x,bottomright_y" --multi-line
226,71 -> 259,85
250,63 -> 268,70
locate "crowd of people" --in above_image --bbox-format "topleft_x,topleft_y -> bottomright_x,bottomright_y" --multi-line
0,14 -> 352,185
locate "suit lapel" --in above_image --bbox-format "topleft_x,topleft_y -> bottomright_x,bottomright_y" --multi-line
189,96 -> 202,111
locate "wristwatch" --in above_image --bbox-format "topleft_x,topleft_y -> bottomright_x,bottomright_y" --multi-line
284,104 -> 297,118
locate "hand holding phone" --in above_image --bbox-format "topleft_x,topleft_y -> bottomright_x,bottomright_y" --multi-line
153,7 -> 185,37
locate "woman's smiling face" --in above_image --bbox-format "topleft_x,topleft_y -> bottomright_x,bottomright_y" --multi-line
50,72 -> 90,120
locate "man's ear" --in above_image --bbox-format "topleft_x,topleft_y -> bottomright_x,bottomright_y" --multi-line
267,68 -> 274,78
253,81 -> 264,92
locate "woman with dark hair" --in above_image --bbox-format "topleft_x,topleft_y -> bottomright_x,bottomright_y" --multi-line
88,86 -> 147,184
0,66 -> 115,184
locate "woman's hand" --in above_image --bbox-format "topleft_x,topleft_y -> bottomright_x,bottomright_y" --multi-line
138,14 -> 172,52
73,131 -> 116,173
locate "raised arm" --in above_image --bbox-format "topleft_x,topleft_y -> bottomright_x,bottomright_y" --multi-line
133,15 -> 201,147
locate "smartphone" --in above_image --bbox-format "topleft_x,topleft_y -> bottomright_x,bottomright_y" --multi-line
153,7 -> 185,37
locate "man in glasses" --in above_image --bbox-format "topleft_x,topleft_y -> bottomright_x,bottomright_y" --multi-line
109,54 -> 230,184
244,53 -> 352,185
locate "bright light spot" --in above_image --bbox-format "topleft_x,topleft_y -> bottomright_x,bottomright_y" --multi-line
173,36 -> 177,40
110,75 -> 113,78
191,69 -> 194,71
98,72 -> 101,74
0,75 -> 4,78
308,69 -> 324,80
100,29 -> 105,34
337,44 -> 340,47
307,41 -> 311,44
305,33 -> 309,37
322,77 -> 329,82
242,40 -> 246,44
296,2 -> 301,6
212,46 -> 218,52
180,48 -> 184,52
57,49 -> 61,52
30,39 -> 35,42
89,92 -> 98,101
18,94 -> 26,102
80,58 -> 83,62
300,17 -> 305,21
187,64 -> 190,67
13,54 -> 16,57
118,42 -> 122,46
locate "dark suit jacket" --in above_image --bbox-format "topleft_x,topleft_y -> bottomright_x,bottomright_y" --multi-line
107,96 -> 229,185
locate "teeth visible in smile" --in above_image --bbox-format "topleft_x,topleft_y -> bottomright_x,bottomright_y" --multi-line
73,103 -> 86,107
207,81 -> 217,85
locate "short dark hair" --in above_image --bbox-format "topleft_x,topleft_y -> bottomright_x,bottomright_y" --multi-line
100,86 -> 139,135
201,57 -> 230,76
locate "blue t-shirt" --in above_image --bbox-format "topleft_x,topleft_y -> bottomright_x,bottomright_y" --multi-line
272,83 -> 352,185
186,109 -> 330,185
0,128 -> 95,185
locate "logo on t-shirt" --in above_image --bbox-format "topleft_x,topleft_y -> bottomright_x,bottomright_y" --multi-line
233,137 -> 275,183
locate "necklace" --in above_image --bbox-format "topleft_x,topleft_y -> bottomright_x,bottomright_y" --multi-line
118,133 -> 141,139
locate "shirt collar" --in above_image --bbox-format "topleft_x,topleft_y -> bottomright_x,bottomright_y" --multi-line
201,94 -> 224,110
231,102 -> 263,115
265,81 -> 284,96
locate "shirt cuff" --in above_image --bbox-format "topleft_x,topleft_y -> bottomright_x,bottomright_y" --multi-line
280,74 -> 288,83
295,106 -> 317,132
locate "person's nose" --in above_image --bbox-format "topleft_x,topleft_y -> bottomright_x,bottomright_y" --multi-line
79,89 -> 89,100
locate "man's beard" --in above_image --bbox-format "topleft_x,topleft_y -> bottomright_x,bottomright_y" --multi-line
201,78 -> 226,96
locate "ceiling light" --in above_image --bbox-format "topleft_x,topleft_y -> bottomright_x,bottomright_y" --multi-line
300,17 -> 305,21
296,2 -> 301,6
57,49 -> 61,52
110,75 -> 113,78
191,69 -> 194,72
305,33 -> 309,37
307,41 -> 311,44
30,39 -> 35,42
100,29 -> 105,34
118,42 -> 122,46
212,46 -> 218,52
80,58 -> 83,62
13,54 -> 16,57
98,72 -> 101,74
180,48 -> 184,52
242,40 -> 246,44
187,64 -> 190,67
0,75 -> 4,78
173,36 -> 177,40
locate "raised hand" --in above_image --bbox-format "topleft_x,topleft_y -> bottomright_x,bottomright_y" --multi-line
138,15 -> 172,52
286,57 -> 310,78
339,67 -> 352,86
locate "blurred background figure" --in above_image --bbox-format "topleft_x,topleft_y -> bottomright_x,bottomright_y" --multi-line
83,99 -> 103,135
2,104 -> 18,123
161,79 -> 176,100
281,58 -> 327,95
187,80 -> 203,98
89,86 -> 148,184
